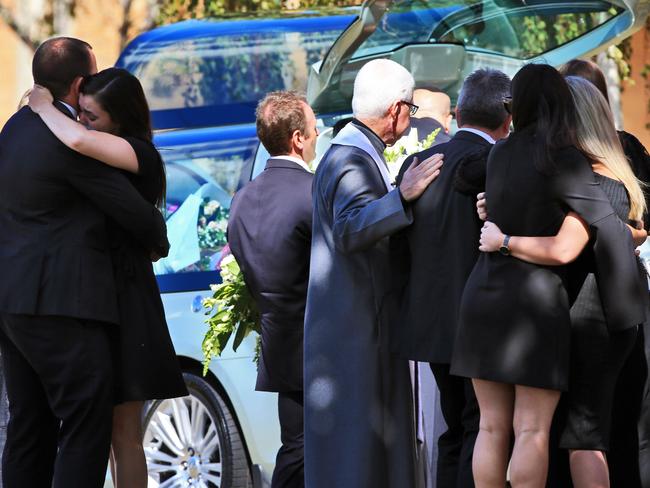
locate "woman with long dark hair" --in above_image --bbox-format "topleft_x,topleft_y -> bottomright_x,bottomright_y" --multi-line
478,75 -> 647,488
28,67 -> 187,488
451,64 -> 645,487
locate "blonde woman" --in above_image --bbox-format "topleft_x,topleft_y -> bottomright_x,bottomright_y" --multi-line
479,75 -> 647,488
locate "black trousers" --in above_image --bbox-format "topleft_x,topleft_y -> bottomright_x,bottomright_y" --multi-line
0,314 -> 114,488
430,363 -> 479,488
272,391 -> 304,488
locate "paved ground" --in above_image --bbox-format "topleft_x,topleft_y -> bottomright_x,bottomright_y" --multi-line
0,362 -> 446,488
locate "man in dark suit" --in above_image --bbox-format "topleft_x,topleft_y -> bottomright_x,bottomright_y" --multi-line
392,69 -> 512,488
227,91 -> 317,488
0,37 -> 169,488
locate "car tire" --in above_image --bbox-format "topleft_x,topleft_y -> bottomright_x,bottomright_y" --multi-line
142,371 -> 252,487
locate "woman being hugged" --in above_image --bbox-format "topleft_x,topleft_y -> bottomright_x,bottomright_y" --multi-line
29,67 -> 188,488
451,64 -> 646,488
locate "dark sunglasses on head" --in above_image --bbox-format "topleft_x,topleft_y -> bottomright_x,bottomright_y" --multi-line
400,100 -> 419,116
503,96 -> 513,114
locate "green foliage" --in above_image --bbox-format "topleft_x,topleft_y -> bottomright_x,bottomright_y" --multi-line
202,254 -> 261,374
608,42 -> 632,82
519,12 -> 596,58
519,9 -> 633,84
520,16 -> 548,56
156,0 -> 361,24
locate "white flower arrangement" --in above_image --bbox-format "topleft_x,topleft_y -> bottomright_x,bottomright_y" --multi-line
384,127 -> 441,179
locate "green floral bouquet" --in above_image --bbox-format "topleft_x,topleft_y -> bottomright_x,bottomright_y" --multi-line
202,248 -> 261,374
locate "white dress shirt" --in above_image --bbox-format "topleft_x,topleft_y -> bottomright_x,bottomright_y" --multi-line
57,100 -> 78,119
457,127 -> 496,144
272,155 -> 311,173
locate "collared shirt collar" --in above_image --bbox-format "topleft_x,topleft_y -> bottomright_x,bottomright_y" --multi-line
270,155 -> 311,173
57,100 -> 78,119
457,127 -> 496,145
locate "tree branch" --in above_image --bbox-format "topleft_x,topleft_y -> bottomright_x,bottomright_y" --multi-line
119,0 -> 134,50
0,3 -> 41,51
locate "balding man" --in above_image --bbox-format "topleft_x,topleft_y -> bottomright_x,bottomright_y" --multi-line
406,88 -> 453,145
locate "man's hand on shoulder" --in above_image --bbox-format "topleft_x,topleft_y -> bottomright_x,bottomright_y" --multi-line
398,153 -> 443,202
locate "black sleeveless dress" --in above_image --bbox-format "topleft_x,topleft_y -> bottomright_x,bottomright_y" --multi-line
559,174 -> 639,450
109,137 -> 187,402
451,130 -> 644,391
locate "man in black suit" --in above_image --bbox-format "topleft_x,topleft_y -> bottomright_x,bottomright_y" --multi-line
392,69 -> 512,488
227,91 -> 316,488
0,37 -> 169,488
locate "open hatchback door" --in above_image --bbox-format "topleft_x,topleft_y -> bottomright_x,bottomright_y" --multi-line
307,0 -> 650,114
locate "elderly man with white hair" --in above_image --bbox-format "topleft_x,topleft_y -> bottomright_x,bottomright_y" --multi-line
303,59 -> 443,487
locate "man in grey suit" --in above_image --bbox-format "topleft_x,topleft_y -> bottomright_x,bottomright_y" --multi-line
303,59 -> 443,488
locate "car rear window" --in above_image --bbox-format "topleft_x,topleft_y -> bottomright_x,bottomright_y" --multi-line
152,127 -> 257,278
118,16 -> 354,128
352,0 -> 623,60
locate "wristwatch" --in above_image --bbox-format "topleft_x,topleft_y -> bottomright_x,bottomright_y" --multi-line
499,235 -> 511,256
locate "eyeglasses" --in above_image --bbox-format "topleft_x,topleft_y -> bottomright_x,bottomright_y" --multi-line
400,100 -> 419,116
503,96 -> 513,114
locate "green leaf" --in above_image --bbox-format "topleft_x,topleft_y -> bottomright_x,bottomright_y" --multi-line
232,321 -> 252,351
201,253 -> 261,369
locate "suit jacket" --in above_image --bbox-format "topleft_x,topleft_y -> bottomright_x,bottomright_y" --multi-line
227,157 -> 313,393
391,130 -> 491,363
0,105 -> 169,325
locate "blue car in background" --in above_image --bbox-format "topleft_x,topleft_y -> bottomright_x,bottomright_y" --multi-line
114,1 -> 650,487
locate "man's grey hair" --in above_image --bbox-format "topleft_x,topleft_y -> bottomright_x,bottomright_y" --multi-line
456,68 -> 511,130
352,59 -> 415,119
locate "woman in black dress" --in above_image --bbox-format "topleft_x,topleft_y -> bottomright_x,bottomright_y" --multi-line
450,64 -> 645,488
478,76 -> 647,488
28,68 -> 187,488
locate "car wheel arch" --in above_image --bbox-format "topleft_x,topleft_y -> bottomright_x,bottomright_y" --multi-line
174,354 -> 254,471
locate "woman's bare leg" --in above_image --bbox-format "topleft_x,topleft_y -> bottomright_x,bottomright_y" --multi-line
111,401 -> 147,488
569,449 -> 610,488
472,379 -> 515,488
510,385 -> 561,488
